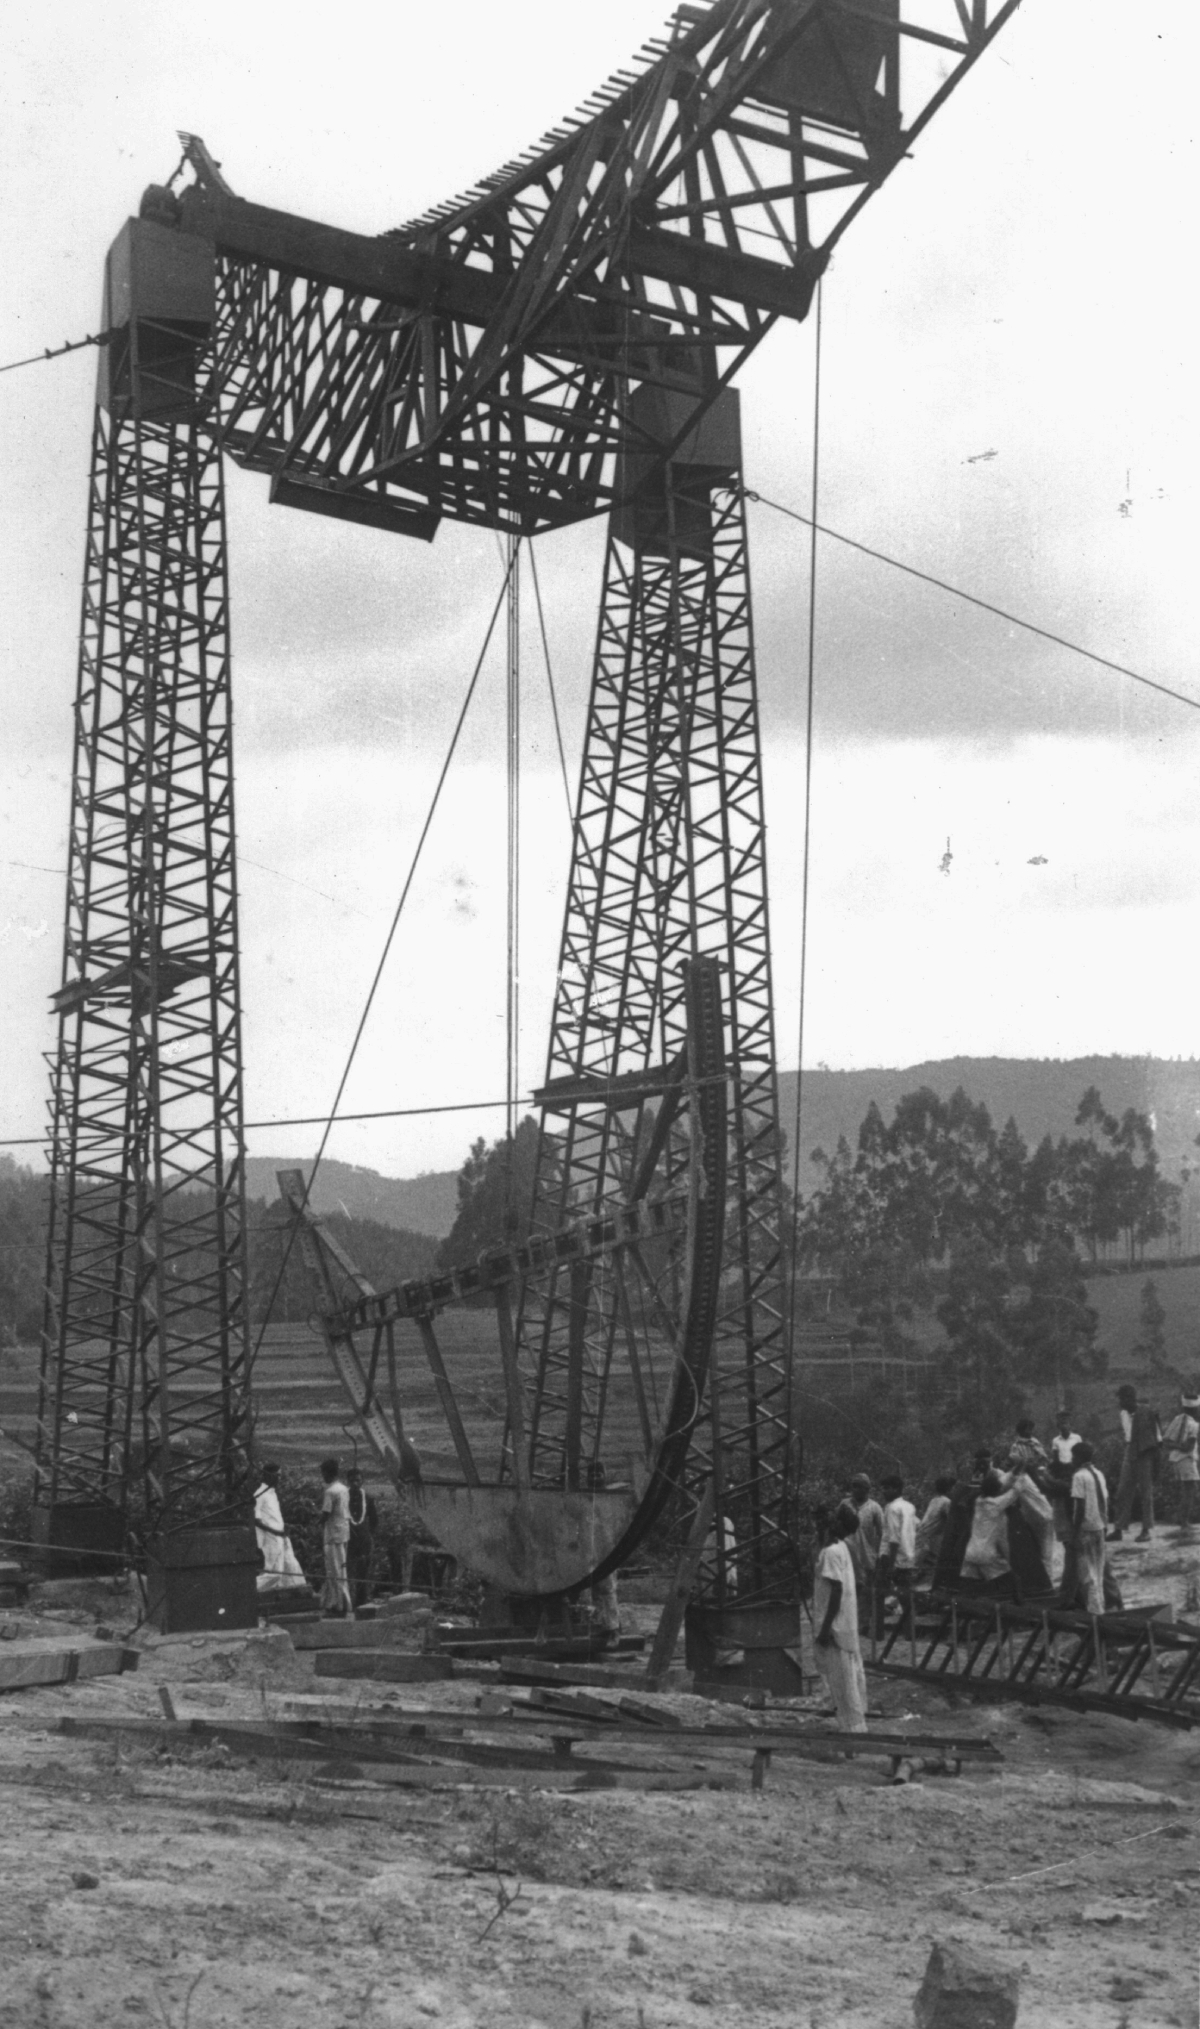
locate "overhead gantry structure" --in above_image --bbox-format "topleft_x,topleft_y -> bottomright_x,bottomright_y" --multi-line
34,0 -> 1020,1637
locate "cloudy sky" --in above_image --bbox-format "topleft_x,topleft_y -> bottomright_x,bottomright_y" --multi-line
2,2 -> 1198,1182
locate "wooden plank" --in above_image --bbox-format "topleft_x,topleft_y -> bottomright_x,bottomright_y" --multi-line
645,1481 -> 716,1687
59,1717 -> 732,1792
290,1619 -> 430,1652
155,1686 -> 1000,1761
0,1640 -> 137,1694
314,1651 -> 455,1684
308,1762 -> 740,1795
525,1686 -> 619,1723
872,1658 -> 1195,1730
497,1658 -> 660,1691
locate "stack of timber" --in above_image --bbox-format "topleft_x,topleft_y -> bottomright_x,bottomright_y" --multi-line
872,1592 -> 1200,1726
56,1683 -> 1003,1794
295,1611 -> 649,1688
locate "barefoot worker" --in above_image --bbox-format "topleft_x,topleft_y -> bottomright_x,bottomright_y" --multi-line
813,1501 -> 869,1733
318,1456 -> 353,1617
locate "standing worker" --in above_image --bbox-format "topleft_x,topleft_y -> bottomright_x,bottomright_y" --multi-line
961,1470 -> 1019,1588
1109,1384 -> 1161,1543
877,1474 -> 918,1627
1162,1390 -> 1200,1538
1067,1439 -> 1108,1614
253,1462 -> 306,1594
1048,1409 -> 1082,1478
318,1456 -> 353,1617
847,1473 -> 883,1634
914,1475 -> 955,1579
346,1466 -> 379,1609
812,1502 -> 868,1733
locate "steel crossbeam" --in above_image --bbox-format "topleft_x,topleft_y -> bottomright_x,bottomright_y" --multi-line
159,2 -> 1019,539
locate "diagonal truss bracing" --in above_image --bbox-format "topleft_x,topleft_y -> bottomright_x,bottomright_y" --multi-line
521,469 -> 790,1603
164,1 -> 1019,539
36,389 -> 253,1535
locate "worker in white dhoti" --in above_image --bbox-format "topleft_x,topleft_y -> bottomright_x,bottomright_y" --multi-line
813,1501 -> 868,1733
253,1463 -> 305,1592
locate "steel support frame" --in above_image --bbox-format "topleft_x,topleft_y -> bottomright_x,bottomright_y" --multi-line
522,466 -> 789,1604
35,379 -> 253,1538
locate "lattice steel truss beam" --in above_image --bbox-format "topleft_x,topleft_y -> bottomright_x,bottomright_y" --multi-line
161,0 -> 1019,538
35,369 -> 252,1539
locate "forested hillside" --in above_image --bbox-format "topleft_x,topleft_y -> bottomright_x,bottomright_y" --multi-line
0,1156 -> 438,1345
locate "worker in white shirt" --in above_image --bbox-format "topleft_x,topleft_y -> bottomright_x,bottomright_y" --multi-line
812,1502 -> 868,1733
877,1473 -> 918,1630
1068,1439 -> 1109,1614
961,1470 -> 1020,1587
1162,1391 -> 1200,1536
1048,1409 -> 1083,1475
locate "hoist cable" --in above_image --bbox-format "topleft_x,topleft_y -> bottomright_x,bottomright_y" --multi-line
785,281 -> 822,1389
249,552 -> 517,1361
505,534 -> 521,1221
745,491 -> 1199,716
528,541 -> 575,822
0,330 -> 112,376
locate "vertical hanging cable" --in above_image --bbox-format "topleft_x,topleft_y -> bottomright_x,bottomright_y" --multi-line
505,531 -> 521,1228
786,279 -> 823,1372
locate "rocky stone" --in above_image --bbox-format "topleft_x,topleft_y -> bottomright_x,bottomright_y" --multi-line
71,1870 -> 100,1891
914,1941 -> 1019,2029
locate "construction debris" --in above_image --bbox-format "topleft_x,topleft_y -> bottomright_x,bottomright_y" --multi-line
874,1593 -> 1200,1726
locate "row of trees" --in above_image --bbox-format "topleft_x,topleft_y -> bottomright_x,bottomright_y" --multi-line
795,1085 -> 1182,1445
801,1084 -> 1179,1273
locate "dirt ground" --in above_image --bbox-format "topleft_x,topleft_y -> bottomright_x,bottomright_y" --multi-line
0,1540 -> 1197,2029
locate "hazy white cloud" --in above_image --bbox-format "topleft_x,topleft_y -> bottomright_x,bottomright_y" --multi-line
2,2 -> 1198,1175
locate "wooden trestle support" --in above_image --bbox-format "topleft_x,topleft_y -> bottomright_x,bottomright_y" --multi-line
872,1592 -> 1200,1728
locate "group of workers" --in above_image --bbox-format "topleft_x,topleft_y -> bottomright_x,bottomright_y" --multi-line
253,1457 -> 379,1616
811,1381 -> 1200,1734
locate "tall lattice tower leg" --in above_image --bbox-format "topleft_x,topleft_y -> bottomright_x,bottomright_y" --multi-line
34,219 -> 256,1621
521,388 -> 792,1620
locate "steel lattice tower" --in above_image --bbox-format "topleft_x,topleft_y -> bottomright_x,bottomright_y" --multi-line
35,271 -> 253,1575
523,399 -> 789,1602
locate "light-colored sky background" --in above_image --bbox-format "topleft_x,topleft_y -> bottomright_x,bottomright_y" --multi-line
2,2 -> 1198,1180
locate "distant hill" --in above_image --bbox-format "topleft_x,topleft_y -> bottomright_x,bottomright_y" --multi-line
246,1059 -> 1200,1239
244,1156 -> 459,1238
778,1056 -> 1200,1197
